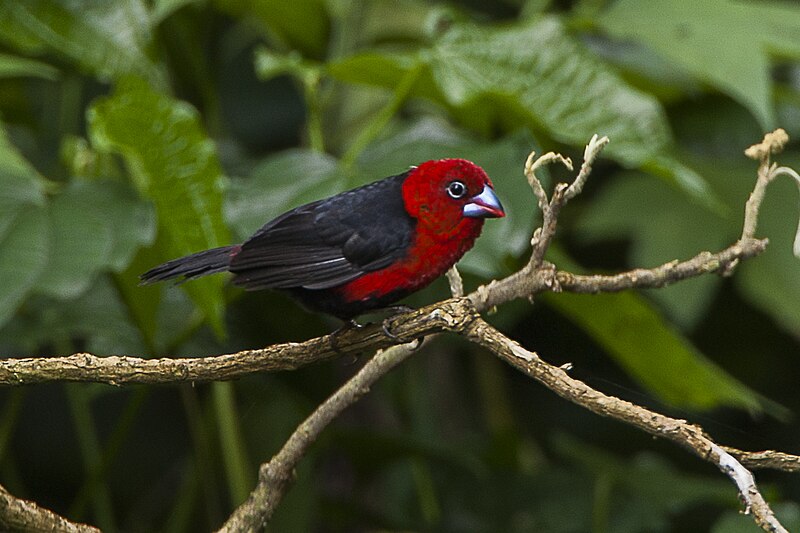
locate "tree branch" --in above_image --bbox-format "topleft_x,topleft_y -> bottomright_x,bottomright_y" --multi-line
0,483 -> 100,533
217,341 -> 424,532
463,317 -> 788,533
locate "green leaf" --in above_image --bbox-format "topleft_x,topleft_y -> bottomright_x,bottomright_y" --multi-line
213,0 -> 329,57
0,0 -> 163,86
0,123 -> 46,214
226,149 -> 344,240
0,207 -> 49,328
0,276 -> 148,356
544,283 -> 778,414
36,187 -> 114,299
88,77 -> 230,334
35,181 -> 155,299
0,52 -> 59,80
151,0 -> 202,24
331,16 -> 672,167
595,0 -> 800,129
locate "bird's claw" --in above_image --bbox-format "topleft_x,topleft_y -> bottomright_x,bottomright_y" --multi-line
382,319 -> 401,342
329,319 -> 364,353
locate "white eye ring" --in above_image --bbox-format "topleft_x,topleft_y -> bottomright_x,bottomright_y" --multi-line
447,180 -> 467,199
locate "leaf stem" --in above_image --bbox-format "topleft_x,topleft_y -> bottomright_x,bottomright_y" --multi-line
340,65 -> 421,169
303,71 -> 325,153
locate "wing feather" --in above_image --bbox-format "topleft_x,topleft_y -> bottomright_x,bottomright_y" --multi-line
229,173 -> 414,291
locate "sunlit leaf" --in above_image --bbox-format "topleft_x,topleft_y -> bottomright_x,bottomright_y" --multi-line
89,77 -> 229,334
331,16 -> 672,167
596,0 -> 800,129
0,0 -> 163,85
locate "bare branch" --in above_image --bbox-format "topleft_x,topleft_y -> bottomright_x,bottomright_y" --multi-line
218,341 -> 422,532
463,317 -> 788,533
0,483 -> 100,533
446,265 -> 464,297
467,237 -> 767,312
725,449 -> 800,473
0,299 -> 475,386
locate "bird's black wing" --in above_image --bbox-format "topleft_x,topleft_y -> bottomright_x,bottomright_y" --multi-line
229,172 -> 415,290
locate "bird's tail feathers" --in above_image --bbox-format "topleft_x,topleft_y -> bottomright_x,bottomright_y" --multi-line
140,246 -> 238,285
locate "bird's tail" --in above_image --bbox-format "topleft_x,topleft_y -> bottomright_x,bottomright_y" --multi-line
140,245 -> 239,285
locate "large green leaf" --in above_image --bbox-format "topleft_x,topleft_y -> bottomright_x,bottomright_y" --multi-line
226,149 -> 345,240
35,181 -> 156,299
0,0 -> 163,85
332,17 -> 666,165
545,277 -> 778,414
329,16 -> 721,206
0,123 -> 49,328
0,276 -> 148,356
89,78 -> 230,334
0,208 -> 50,328
596,0 -> 800,129
214,0 -> 329,57
0,124 -> 46,214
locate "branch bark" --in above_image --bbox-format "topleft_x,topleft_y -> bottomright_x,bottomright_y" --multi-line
0,483 -> 100,533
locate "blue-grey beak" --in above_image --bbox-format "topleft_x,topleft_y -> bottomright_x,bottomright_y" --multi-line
463,185 -> 505,218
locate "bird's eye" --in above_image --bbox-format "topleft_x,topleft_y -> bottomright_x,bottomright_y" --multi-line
447,181 -> 467,199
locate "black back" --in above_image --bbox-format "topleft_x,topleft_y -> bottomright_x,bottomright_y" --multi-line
229,172 -> 415,291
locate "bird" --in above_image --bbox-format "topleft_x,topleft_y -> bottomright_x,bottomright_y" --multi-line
140,158 -> 504,321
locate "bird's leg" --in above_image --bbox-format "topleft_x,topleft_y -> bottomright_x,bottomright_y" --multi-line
380,305 -> 415,342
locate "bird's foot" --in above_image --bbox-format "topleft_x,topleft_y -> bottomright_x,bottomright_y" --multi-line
329,319 -> 363,353
382,319 -> 401,342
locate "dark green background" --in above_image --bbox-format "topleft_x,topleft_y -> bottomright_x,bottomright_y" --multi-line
0,0 -> 799,531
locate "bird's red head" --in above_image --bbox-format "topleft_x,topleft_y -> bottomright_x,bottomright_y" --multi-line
401,158 -> 505,240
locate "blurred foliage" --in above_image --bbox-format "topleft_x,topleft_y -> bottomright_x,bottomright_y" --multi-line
0,0 -> 799,531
